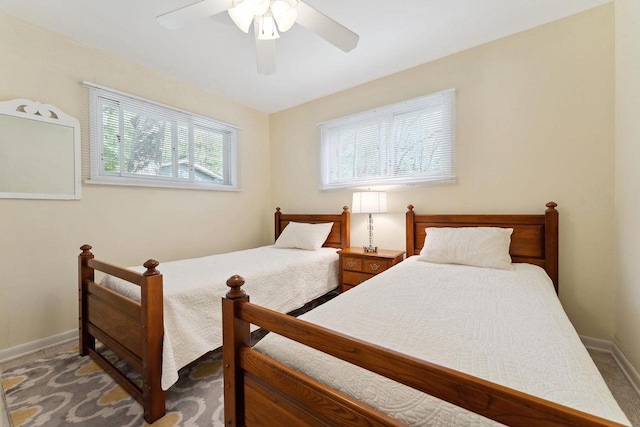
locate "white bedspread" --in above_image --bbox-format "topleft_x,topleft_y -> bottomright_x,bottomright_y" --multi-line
101,245 -> 338,390
254,257 -> 630,426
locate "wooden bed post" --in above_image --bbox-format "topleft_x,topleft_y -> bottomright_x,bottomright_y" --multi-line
340,205 -> 350,248
78,245 -> 95,357
274,207 -> 283,239
406,205 -> 415,256
140,259 -> 165,423
545,201 -> 559,293
223,275 -> 250,427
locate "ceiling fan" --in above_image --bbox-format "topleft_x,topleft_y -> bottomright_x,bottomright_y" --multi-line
157,0 -> 360,75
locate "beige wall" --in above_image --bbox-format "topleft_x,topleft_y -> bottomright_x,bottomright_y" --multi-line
0,13 -> 272,350
271,6 -> 616,339
614,0 -> 640,370
1,4 -> 630,366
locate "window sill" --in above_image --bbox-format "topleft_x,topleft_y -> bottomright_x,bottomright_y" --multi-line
319,177 -> 457,191
84,178 -> 239,192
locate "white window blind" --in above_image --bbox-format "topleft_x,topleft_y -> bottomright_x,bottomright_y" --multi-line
320,88 -> 456,189
86,82 -> 238,190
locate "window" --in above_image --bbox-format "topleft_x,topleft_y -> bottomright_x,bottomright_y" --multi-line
86,83 -> 238,190
319,88 -> 455,189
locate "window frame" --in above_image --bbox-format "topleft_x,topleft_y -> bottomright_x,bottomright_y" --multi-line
86,82 -> 239,191
319,89 -> 456,190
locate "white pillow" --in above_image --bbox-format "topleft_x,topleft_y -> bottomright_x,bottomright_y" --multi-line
418,227 -> 514,270
275,222 -> 334,250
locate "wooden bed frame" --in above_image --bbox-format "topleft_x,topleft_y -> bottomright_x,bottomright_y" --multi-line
78,206 -> 350,423
222,202 -> 624,426
406,201 -> 559,293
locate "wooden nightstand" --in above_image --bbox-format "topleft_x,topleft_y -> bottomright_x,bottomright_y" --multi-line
338,248 -> 405,292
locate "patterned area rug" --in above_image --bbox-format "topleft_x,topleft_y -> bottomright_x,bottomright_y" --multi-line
0,293 -> 339,427
1,344 -> 225,426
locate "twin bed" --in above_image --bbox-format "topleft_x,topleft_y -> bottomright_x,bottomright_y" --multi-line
78,207 -> 350,423
78,202 -> 630,426
221,202 -> 631,426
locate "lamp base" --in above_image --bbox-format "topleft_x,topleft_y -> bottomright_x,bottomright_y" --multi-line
363,245 -> 378,253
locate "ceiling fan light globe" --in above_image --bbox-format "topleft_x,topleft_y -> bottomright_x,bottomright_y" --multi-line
271,1 -> 287,19
272,1 -> 297,32
228,2 -> 254,33
244,0 -> 270,16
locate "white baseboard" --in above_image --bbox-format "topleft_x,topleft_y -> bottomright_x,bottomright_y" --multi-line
581,335 -> 640,398
580,335 -> 613,352
0,329 -> 77,364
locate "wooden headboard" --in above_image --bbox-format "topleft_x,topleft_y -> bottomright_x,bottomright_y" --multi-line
274,206 -> 350,249
406,202 -> 559,292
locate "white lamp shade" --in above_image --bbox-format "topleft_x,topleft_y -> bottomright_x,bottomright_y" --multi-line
352,192 -> 388,214
228,2 -> 253,33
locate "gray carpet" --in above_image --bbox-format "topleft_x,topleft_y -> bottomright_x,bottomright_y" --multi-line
1,343 -> 639,426
588,349 -> 640,427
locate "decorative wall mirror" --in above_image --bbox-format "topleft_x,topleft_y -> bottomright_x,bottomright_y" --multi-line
0,99 -> 81,200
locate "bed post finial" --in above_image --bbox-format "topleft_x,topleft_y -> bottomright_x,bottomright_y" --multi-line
80,244 -> 94,259
342,206 -> 349,213
275,207 -> 281,212
545,201 -> 557,212
143,259 -> 160,277
407,204 -> 414,212
226,275 -> 246,299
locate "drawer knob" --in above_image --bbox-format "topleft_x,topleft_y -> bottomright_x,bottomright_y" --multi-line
347,260 -> 357,268
359,277 -> 366,283
370,263 -> 380,271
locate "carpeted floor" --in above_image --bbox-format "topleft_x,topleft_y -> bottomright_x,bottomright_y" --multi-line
1,343 -> 639,426
0,377 -> 8,427
588,349 -> 640,427
0,342 -> 225,426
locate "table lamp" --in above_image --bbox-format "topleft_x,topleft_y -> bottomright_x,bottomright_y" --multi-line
351,191 -> 388,252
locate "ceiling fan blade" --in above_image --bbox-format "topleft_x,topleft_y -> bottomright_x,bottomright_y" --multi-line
157,0 -> 233,30
255,38 -> 276,75
295,1 -> 359,52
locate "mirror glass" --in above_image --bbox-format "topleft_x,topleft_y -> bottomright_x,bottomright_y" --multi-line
0,99 -> 81,200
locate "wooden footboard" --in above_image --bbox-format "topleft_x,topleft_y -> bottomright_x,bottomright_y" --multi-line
222,276 -> 626,427
76,207 -> 350,424
78,245 -> 165,423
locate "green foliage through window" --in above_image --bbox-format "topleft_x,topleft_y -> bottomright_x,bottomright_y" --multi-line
88,84 -> 238,190
320,89 -> 455,189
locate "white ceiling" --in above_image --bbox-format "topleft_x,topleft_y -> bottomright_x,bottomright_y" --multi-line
0,0 -> 611,113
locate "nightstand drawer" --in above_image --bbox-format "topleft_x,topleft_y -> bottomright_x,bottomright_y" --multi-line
338,248 -> 405,292
343,271 -> 374,286
363,259 -> 389,274
342,257 -> 363,271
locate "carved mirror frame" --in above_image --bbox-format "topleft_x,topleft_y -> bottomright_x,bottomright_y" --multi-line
0,99 -> 81,200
